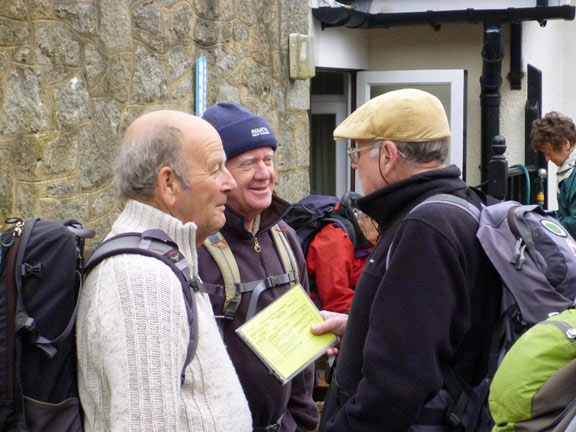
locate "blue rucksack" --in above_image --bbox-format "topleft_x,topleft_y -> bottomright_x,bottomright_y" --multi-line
284,192 -> 370,256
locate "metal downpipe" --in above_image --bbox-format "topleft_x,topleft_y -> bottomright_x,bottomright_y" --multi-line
480,22 -> 504,183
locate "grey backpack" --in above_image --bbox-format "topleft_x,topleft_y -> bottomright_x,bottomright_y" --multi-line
433,195 -> 576,328
413,193 -> 576,431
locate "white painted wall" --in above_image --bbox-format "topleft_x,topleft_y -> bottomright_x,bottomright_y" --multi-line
310,7 -> 576,205
310,18 -> 369,70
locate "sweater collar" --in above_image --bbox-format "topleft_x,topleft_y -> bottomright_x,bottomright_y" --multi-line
111,199 -> 199,275
357,165 -> 466,227
557,146 -> 576,184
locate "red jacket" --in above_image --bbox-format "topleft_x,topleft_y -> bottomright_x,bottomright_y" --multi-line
306,223 -> 371,313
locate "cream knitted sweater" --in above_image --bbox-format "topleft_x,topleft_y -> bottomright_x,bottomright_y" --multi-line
77,200 -> 252,431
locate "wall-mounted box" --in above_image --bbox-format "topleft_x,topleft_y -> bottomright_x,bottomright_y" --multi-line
289,34 -> 315,80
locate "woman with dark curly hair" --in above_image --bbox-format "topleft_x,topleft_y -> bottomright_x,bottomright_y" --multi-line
531,111 -> 576,237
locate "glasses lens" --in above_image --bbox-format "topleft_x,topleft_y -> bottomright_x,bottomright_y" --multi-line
347,150 -> 357,164
347,146 -> 358,164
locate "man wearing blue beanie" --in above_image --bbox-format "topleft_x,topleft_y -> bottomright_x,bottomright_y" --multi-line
198,102 -> 319,432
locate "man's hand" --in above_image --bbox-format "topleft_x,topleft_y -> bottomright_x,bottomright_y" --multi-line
310,311 -> 348,356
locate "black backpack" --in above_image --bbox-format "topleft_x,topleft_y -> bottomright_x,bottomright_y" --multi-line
0,218 -> 94,432
0,220 -> 199,432
284,192 -> 371,257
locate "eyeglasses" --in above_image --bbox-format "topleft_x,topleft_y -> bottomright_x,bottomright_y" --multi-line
346,142 -> 407,164
346,142 -> 382,164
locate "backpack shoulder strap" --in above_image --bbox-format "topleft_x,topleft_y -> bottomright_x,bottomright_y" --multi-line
203,227 -> 300,322
416,193 -> 481,222
386,194 -> 482,269
84,229 -> 198,385
203,231 -> 242,322
324,214 -> 358,248
243,224 -> 300,320
270,223 -> 299,286
408,195 -> 496,430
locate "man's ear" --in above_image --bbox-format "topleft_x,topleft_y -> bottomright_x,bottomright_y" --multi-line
379,140 -> 399,176
156,166 -> 179,207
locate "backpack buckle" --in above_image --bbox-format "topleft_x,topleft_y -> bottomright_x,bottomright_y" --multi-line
264,275 -> 278,288
21,262 -> 42,278
511,238 -> 526,270
23,316 -> 36,333
223,309 -> 236,321
188,277 -> 201,292
223,299 -> 239,321
446,412 -> 462,428
511,308 -> 528,333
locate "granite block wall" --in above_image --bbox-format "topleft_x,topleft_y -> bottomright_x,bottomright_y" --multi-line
0,0 -> 310,241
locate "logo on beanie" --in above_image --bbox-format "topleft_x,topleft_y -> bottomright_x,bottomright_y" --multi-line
251,127 -> 270,137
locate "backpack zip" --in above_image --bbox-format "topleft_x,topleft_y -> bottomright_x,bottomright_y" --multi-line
5,233 -> 21,401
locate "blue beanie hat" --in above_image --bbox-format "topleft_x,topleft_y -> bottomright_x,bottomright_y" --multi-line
202,102 -> 278,160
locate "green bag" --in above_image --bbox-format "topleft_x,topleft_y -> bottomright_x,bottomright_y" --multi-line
489,309 -> 576,431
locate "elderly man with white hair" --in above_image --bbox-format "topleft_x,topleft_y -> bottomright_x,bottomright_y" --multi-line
312,89 -> 502,431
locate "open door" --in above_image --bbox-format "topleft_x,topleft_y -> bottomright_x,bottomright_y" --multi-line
310,71 -> 351,198
310,101 -> 349,198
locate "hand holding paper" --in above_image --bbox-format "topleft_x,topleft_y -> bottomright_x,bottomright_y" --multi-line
311,310 -> 348,335
310,310 -> 348,356
236,285 -> 338,384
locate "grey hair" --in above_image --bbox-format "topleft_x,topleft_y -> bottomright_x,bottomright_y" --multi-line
366,138 -> 450,164
396,139 -> 450,164
367,142 -> 383,159
115,124 -> 190,201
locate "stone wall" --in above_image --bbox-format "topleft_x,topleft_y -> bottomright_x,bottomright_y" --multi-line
0,0 -> 310,241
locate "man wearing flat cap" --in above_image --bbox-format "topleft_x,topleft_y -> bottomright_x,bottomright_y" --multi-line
311,89 -> 502,431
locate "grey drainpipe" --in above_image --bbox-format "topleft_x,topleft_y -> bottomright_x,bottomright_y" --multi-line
480,23 -> 504,183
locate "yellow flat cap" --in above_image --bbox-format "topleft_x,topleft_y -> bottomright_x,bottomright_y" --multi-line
333,88 -> 451,142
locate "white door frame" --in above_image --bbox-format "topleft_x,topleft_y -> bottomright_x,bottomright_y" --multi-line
356,70 -> 467,185
311,97 -> 350,198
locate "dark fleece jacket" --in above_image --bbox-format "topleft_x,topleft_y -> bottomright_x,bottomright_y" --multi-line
197,193 -> 319,432
320,165 -> 502,432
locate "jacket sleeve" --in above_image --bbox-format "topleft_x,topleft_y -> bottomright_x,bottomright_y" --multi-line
78,255 -> 190,431
325,218 -> 473,431
307,224 -> 355,313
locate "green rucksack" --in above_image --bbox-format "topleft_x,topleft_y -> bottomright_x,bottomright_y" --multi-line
489,308 -> 576,431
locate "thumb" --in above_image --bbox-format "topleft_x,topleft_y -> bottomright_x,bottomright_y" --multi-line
310,320 -> 329,335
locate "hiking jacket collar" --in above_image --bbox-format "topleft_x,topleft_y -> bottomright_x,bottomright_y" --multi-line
357,164 -> 466,227
222,193 -> 291,238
